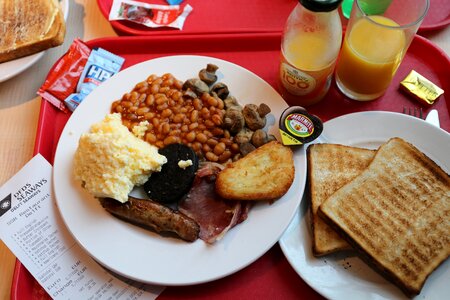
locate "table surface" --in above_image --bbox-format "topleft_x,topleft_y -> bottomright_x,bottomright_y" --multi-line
0,1 -> 448,299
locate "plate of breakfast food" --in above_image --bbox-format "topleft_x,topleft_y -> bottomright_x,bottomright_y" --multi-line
279,111 -> 450,299
0,0 -> 68,82
53,55 -> 306,285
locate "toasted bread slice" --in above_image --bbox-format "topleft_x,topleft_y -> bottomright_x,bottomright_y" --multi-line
319,137 -> 450,296
307,143 -> 375,256
215,141 -> 295,201
0,0 -> 66,63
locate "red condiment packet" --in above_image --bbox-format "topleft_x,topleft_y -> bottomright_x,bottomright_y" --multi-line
37,39 -> 91,113
109,0 -> 193,30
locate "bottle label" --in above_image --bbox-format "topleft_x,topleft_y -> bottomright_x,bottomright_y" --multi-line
280,62 -> 316,96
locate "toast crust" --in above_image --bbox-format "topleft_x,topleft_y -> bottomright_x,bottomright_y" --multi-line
307,143 -> 375,256
215,141 -> 295,201
0,0 -> 66,63
319,137 -> 450,296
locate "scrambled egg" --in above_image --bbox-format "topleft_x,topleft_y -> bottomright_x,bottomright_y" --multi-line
73,113 -> 167,203
178,159 -> 193,169
132,120 -> 149,139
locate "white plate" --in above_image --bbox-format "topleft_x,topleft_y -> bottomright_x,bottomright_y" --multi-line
0,0 -> 69,82
53,55 -> 307,285
279,111 -> 450,300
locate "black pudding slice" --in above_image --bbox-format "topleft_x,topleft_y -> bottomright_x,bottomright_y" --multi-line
144,144 -> 199,203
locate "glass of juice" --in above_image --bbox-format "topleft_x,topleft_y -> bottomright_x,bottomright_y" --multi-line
335,0 -> 429,101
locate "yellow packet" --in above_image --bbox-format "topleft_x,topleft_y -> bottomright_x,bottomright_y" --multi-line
400,70 -> 444,105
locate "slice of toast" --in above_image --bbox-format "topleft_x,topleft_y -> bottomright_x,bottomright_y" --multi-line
215,141 -> 295,201
319,137 -> 450,296
0,0 -> 66,63
307,143 -> 375,256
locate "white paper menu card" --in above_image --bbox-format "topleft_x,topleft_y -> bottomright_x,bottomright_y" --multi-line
0,154 -> 164,299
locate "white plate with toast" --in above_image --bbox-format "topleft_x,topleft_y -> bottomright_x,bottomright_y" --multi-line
53,55 -> 307,285
279,111 -> 450,300
0,0 -> 69,82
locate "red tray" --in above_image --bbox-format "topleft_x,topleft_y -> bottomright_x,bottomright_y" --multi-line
11,33 -> 450,300
97,0 -> 297,36
97,0 -> 449,35
420,0 -> 450,32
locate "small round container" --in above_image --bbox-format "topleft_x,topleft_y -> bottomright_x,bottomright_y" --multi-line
279,106 -> 323,145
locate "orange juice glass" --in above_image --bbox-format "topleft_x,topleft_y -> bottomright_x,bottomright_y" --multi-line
335,0 -> 429,101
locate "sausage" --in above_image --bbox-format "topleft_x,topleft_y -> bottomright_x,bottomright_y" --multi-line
100,196 -> 200,242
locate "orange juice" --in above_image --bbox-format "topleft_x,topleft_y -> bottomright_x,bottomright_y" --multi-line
279,29 -> 341,106
279,1 -> 344,106
285,33 -> 338,71
335,15 -> 406,97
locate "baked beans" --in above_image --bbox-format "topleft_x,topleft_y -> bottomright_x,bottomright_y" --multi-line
111,73 -> 239,163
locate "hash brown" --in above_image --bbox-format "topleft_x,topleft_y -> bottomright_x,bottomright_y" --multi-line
215,141 -> 295,201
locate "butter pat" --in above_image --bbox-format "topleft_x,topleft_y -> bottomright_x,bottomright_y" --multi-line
73,113 -> 167,203
400,70 -> 444,105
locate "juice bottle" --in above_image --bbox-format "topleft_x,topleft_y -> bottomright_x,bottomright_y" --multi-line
279,0 -> 343,106
335,15 -> 406,98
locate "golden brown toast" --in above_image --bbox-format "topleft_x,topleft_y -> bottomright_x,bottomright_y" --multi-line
215,141 -> 295,201
0,0 -> 66,63
307,143 -> 375,256
319,137 -> 450,296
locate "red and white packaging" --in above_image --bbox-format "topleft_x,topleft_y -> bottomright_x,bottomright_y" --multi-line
109,0 -> 193,30
37,39 -> 91,113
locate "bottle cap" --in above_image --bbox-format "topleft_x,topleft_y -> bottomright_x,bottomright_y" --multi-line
299,0 -> 343,12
